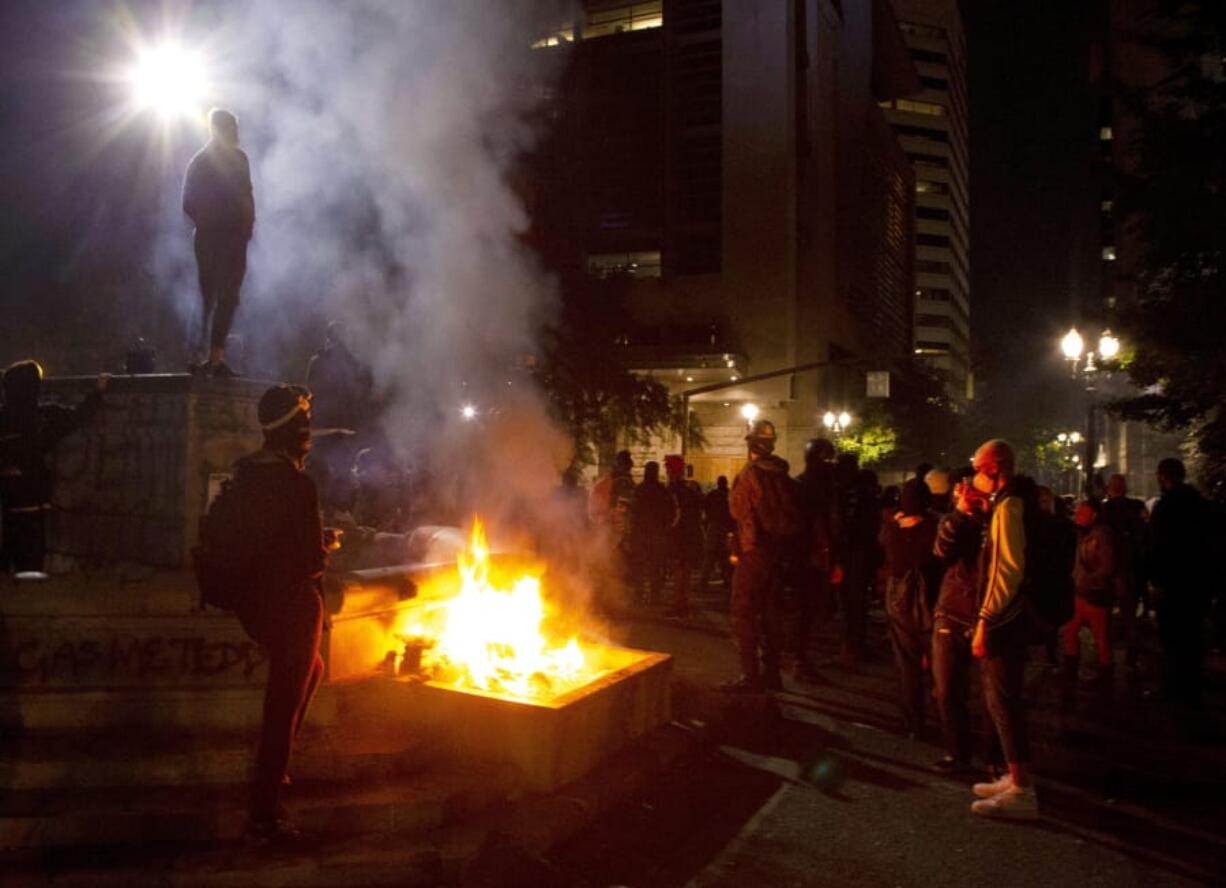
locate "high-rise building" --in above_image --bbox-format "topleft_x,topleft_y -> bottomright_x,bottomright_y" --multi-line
882,0 -> 972,399
530,0 -> 921,477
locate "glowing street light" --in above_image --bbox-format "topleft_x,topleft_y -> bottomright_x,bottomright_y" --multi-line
461,404 -> 477,421
127,42 -> 208,120
1097,330 -> 1120,360
740,403 -> 759,424
822,410 -> 853,435
1060,327 -> 1084,362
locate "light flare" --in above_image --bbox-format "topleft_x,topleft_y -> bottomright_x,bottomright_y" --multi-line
127,42 -> 208,120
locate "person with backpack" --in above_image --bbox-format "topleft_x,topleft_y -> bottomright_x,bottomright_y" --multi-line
201,384 -> 329,844
725,419 -> 800,692
0,361 -> 107,577
879,478 -> 939,737
968,439 -> 1039,819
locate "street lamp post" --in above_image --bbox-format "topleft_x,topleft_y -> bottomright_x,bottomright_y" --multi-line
822,410 -> 852,437
1060,327 -> 1121,495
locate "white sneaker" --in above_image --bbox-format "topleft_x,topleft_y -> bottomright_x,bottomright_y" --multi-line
971,785 -> 1038,819
972,773 -> 1013,798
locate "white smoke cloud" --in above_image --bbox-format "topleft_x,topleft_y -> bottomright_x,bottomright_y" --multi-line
175,0 -> 580,529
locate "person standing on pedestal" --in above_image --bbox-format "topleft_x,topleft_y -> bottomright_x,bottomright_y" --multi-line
183,108 -> 255,379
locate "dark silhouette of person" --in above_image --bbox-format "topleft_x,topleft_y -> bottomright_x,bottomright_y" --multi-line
630,461 -> 677,605
663,454 -> 703,618
183,107 -> 255,379
700,475 -> 734,589
230,385 -> 328,843
0,361 -> 107,577
790,437 -> 837,682
1150,457 -> 1212,706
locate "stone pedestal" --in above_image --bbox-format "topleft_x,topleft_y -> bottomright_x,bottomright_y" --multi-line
41,374 -> 269,572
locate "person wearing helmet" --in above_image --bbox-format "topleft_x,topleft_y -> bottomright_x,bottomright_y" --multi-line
725,418 -> 801,691
229,384 -> 331,844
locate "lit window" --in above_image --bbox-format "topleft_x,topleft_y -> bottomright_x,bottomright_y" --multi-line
587,250 -> 662,279
916,180 -> 950,195
583,2 -> 663,39
895,99 -> 946,116
532,26 -> 575,48
1099,126 -> 1114,141
1102,246 -> 1117,261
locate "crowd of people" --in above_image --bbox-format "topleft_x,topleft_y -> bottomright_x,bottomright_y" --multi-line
584,422 -> 1222,820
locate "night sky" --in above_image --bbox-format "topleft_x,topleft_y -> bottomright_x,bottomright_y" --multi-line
0,1 -> 1102,435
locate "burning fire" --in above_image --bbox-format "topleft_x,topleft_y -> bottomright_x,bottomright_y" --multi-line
395,519 -> 594,700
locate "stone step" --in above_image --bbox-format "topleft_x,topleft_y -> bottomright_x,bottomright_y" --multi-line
0,761 -> 516,851
2,684 -> 338,732
0,726 -> 436,792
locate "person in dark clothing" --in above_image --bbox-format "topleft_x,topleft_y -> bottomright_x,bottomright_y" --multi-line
0,362 -> 107,576
663,454 -> 703,617
699,476 -> 734,589
1063,499 -> 1119,684
232,384 -> 329,843
925,468 -> 953,515
930,473 -> 988,772
790,437 -> 838,681
1150,458 -> 1212,705
1100,473 -> 1149,670
880,478 -> 939,736
630,461 -> 676,605
831,454 -> 875,669
726,419 -> 799,691
183,108 -> 255,378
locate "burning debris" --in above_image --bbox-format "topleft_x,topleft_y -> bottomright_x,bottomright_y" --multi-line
385,519 -> 602,702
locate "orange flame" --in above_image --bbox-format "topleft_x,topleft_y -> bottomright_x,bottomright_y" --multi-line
397,519 -> 591,700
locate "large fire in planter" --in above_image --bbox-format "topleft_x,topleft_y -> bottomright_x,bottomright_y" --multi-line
391,519 -> 601,701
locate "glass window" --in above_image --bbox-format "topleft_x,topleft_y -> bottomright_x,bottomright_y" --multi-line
587,250 -> 663,278
532,26 -> 576,48
900,21 -> 946,40
1102,246 -> 1117,262
894,98 -> 946,116
915,341 -> 952,354
916,259 -> 952,275
919,75 -> 948,91
917,287 -> 953,301
911,48 -> 948,65
917,233 -> 951,248
917,207 -> 951,222
1099,126 -> 1114,140
916,180 -> 950,195
583,2 -> 664,39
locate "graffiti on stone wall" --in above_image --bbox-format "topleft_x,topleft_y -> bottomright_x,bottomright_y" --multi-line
0,632 -> 268,687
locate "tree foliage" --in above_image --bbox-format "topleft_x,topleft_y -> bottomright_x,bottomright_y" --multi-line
1110,0 -> 1226,488
534,284 -> 688,468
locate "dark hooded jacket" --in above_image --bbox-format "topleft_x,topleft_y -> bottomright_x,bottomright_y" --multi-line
182,140 -> 255,238
730,453 -> 799,553
0,367 -> 101,511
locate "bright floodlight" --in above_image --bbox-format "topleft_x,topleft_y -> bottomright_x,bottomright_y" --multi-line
128,43 -> 207,119
1098,330 -> 1120,360
838,411 -> 852,429
740,403 -> 759,423
1061,327 -> 1084,362
461,404 -> 477,421
822,411 -> 836,429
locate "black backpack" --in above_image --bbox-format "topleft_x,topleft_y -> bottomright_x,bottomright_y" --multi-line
192,475 -> 257,611
1014,479 -> 1077,628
